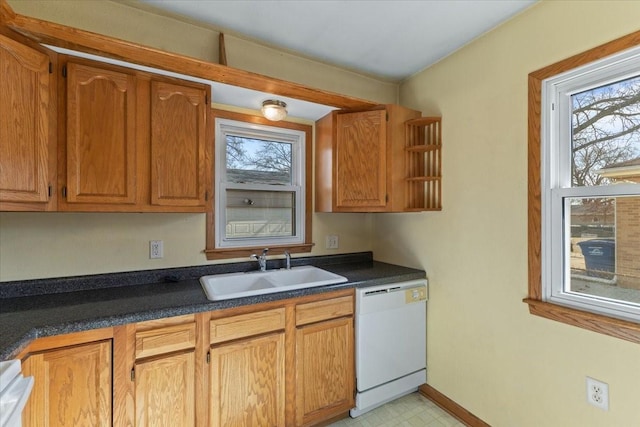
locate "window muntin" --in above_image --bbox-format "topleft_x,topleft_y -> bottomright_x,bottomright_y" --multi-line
215,118 -> 305,249
542,46 -> 640,322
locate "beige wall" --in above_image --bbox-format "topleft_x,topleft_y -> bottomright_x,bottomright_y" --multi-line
0,211 -> 373,281
0,0 -> 381,281
373,1 -> 640,426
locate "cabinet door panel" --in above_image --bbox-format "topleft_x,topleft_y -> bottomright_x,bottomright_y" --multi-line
0,34 -> 50,205
134,351 -> 196,427
296,317 -> 354,426
210,332 -> 285,427
150,81 -> 207,207
66,62 -> 136,204
335,110 -> 386,209
22,340 -> 112,427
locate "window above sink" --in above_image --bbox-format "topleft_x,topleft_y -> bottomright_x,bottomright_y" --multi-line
206,109 -> 314,260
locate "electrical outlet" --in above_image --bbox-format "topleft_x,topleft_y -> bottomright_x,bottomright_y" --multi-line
149,240 -> 163,259
586,377 -> 609,410
325,235 -> 339,249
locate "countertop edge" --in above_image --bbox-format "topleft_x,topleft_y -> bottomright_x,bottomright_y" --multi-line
1,255 -> 426,360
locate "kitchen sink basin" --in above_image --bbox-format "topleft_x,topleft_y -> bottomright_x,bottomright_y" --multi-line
200,266 -> 348,301
265,266 -> 347,287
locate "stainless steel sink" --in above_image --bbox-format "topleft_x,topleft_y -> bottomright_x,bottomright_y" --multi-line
200,266 -> 348,301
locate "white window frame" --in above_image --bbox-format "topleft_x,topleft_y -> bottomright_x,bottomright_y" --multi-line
541,45 -> 640,322
214,118 -> 306,249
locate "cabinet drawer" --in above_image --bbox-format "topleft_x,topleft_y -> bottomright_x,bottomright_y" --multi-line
135,323 -> 196,359
210,308 -> 285,344
296,295 -> 354,326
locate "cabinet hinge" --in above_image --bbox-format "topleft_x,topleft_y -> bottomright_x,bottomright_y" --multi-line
205,94 -> 208,105
48,185 -> 52,198
206,351 -> 210,364
385,194 -> 389,203
62,65 -> 67,78
130,367 -> 135,382
386,111 -> 389,121
62,186 -> 67,198
49,62 -> 53,74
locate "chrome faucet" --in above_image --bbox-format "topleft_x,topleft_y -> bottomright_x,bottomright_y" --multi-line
250,248 -> 269,271
284,250 -> 291,270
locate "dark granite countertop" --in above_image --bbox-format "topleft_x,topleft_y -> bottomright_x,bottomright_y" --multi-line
0,252 -> 425,360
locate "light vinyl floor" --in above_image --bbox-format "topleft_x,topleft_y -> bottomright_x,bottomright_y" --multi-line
329,392 -> 465,427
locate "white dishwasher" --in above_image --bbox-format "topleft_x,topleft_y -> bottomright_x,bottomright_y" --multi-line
350,279 -> 428,417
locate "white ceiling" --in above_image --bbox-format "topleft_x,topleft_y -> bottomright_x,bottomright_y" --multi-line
137,0 -> 537,81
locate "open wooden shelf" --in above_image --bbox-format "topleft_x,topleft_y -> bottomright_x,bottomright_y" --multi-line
405,117 -> 442,211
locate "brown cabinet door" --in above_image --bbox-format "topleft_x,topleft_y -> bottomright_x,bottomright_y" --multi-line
0,34 -> 52,207
22,340 -> 112,427
209,332 -> 286,427
295,317 -> 354,426
65,62 -> 137,205
150,80 -> 207,208
335,110 -> 387,210
134,350 -> 196,427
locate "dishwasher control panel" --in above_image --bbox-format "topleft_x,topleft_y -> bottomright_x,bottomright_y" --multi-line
405,286 -> 427,303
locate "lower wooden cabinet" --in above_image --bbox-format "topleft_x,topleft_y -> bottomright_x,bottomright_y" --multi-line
209,332 -> 286,426
295,296 -> 355,426
21,339 -> 112,427
131,316 -> 199,426
18,289 -> 354,427
134,351 -> 196,426
295,318 -> 354,426
208,307 -> 286,426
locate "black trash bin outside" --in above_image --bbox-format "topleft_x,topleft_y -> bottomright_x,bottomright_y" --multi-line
577,239 -> 615,279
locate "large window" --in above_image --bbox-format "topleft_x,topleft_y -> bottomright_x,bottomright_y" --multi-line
206,110 -> 312,259
528,32 -> 640,342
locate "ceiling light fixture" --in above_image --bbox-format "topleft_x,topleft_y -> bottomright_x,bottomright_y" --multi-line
261,100 -> 287,121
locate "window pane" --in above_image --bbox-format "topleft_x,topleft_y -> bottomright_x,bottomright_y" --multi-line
226,136 -> 292,184
225,189 -> 295,239
567,196 -> 640,305
571,75 -> 640,187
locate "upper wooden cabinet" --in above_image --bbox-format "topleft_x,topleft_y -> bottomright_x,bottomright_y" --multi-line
335,110 -> 388,210
58,57 -> 211,212
315,105 -> 442,212
150,80 -> 208,207
64,62 -> 137,206
0,33 -> 56,211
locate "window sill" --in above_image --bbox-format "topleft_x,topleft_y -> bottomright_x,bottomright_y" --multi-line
523,298 -> 640,344
205,243 -> 314,260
